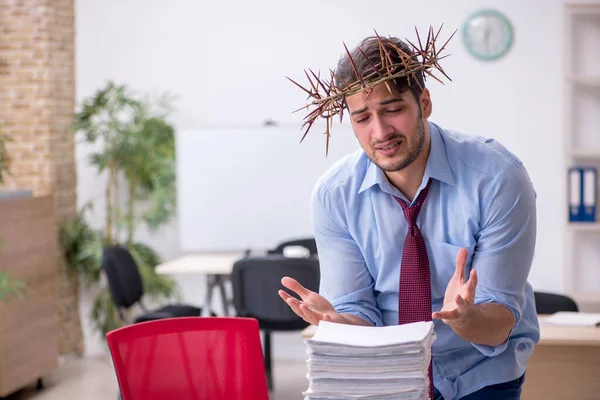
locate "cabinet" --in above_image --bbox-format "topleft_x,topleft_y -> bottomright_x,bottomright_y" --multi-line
0,195 -> 58,396
564,3 -> 600,312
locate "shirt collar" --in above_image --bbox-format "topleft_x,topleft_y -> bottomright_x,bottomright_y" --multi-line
358,121 -> 456,194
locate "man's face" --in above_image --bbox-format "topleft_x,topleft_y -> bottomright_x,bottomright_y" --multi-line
346,83 -> 431,172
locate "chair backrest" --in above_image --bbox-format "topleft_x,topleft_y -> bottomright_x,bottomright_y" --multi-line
231,255 -> 320,331
267,237 -> 318,257
103,245 -> 144,309
534,291 -> 579,314
106,317 -> 269,400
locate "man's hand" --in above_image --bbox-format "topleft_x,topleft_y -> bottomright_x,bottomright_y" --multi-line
278,277 -> 360,326
432,248 -> 478,328
431,248 -> 515,346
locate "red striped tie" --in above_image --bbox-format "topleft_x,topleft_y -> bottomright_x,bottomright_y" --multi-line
394,178 -> 433,400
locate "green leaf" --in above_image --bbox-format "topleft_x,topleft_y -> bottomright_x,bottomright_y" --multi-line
59,205 -> 105,287
90,286 -> 123,335
128,241 -> 180,302
0,272 -> 25,303
65,82 -> 181,338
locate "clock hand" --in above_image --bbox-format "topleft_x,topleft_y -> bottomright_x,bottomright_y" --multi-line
483,27 -> 491,52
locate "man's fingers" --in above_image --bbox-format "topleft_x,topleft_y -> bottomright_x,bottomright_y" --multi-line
280,293 -> 324,325
454,248 -> 468,282
300,303 -> 327,325
284,297 -> 308,322
432,309 -> 459,320
466,269 -> 478,296
470,268 -> 478,286
279,290 -> 306,319
278,290 -> 293,302
455,294 -> 466,310
281,276 -> 313,301
281,277 -> 333,325
432,295 -> 467,321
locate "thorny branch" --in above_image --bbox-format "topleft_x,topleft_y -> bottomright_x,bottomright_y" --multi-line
287,26 -> 456,155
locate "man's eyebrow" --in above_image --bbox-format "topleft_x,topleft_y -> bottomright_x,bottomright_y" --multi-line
350,97 -> 406,116
379,98 -> 405,106
350,107 -> 367,116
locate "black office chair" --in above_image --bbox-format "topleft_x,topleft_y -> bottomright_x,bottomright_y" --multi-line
533,291 -> 579,314
102,245 -> 205,324
267,237 -> 318,257
231,255 -> 320,391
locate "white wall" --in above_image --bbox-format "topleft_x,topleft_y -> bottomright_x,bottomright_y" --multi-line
75,0 -> 580,356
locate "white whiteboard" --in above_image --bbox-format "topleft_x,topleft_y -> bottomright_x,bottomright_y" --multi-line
176,123 -> 360,252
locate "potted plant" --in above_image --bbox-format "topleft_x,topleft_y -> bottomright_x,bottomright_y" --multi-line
61,82 -> 179,336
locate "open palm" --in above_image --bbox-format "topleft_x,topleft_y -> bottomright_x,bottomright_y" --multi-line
278,277 -> 346,326
432,248 -> 478,323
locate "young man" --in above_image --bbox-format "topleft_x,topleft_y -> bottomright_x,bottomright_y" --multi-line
279,33 -> 540,399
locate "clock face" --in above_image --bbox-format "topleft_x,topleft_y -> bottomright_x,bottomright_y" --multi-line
462,9 -> 513,61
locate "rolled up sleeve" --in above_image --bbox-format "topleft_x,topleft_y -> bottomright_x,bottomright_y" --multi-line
471,163 -> 537,357
311,183 -> 383,326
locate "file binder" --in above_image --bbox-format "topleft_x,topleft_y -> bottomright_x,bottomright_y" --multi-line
568,167 -> 597,222
583,168 -> 597,222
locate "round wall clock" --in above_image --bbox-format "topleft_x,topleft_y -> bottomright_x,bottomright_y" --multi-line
462,9 -> 514,61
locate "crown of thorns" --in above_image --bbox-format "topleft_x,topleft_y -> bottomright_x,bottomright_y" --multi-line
288,26 -> 455,155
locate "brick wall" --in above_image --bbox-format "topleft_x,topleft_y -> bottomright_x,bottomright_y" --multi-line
0,1 -> 83,355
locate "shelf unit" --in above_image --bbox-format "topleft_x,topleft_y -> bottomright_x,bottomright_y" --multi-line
564,3 -> 600,312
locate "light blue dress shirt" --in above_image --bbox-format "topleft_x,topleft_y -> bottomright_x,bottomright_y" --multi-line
311,121 -> 540,400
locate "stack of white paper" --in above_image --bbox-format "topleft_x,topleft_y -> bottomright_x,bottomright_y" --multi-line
541,311 -> 600,327
303,321 -> 435,400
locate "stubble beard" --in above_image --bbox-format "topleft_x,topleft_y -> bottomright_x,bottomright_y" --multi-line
370,117 -> 426,172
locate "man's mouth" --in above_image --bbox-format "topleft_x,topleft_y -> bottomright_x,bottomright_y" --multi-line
376,140 -> 402,151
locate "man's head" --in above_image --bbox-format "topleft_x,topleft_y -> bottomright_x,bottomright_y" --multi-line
287,26 -> 451,159
336,36 -> 432,172
335,36 -> 425,105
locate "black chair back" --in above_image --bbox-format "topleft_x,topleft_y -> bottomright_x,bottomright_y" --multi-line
102,245 -> 144,309
534,291 -> 579,314
267,237 -> 318,256
231,255 -> 320,331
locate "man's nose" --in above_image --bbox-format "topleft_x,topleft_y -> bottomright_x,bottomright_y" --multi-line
372,116 -> 393,140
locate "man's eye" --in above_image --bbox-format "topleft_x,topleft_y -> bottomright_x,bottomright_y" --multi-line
387,108 -> 402,113
356,117 -> 369,124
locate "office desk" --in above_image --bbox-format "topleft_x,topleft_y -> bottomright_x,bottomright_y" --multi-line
301,318 -> 600,399
156,253 -> 244,316
521,318 -> 600,399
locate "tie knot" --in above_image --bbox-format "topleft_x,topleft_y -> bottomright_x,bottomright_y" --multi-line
394,179 -> 432,226
401,204 -> 421,226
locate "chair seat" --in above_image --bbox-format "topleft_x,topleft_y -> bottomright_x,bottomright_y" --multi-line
134,304 -> 202,323
256,316 -> 310,332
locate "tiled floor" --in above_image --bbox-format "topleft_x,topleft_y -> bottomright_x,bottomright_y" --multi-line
3,355 -> 308,400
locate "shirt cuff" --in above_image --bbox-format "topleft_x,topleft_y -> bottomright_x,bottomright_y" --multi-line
333,304 -> 383,327
471,335 -> 511,357
471,294 -> 520,357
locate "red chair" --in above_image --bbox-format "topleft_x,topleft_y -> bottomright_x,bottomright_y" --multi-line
106,317 -> 269,400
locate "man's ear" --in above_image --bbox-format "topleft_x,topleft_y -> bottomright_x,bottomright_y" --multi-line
420,88 -> 432,118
